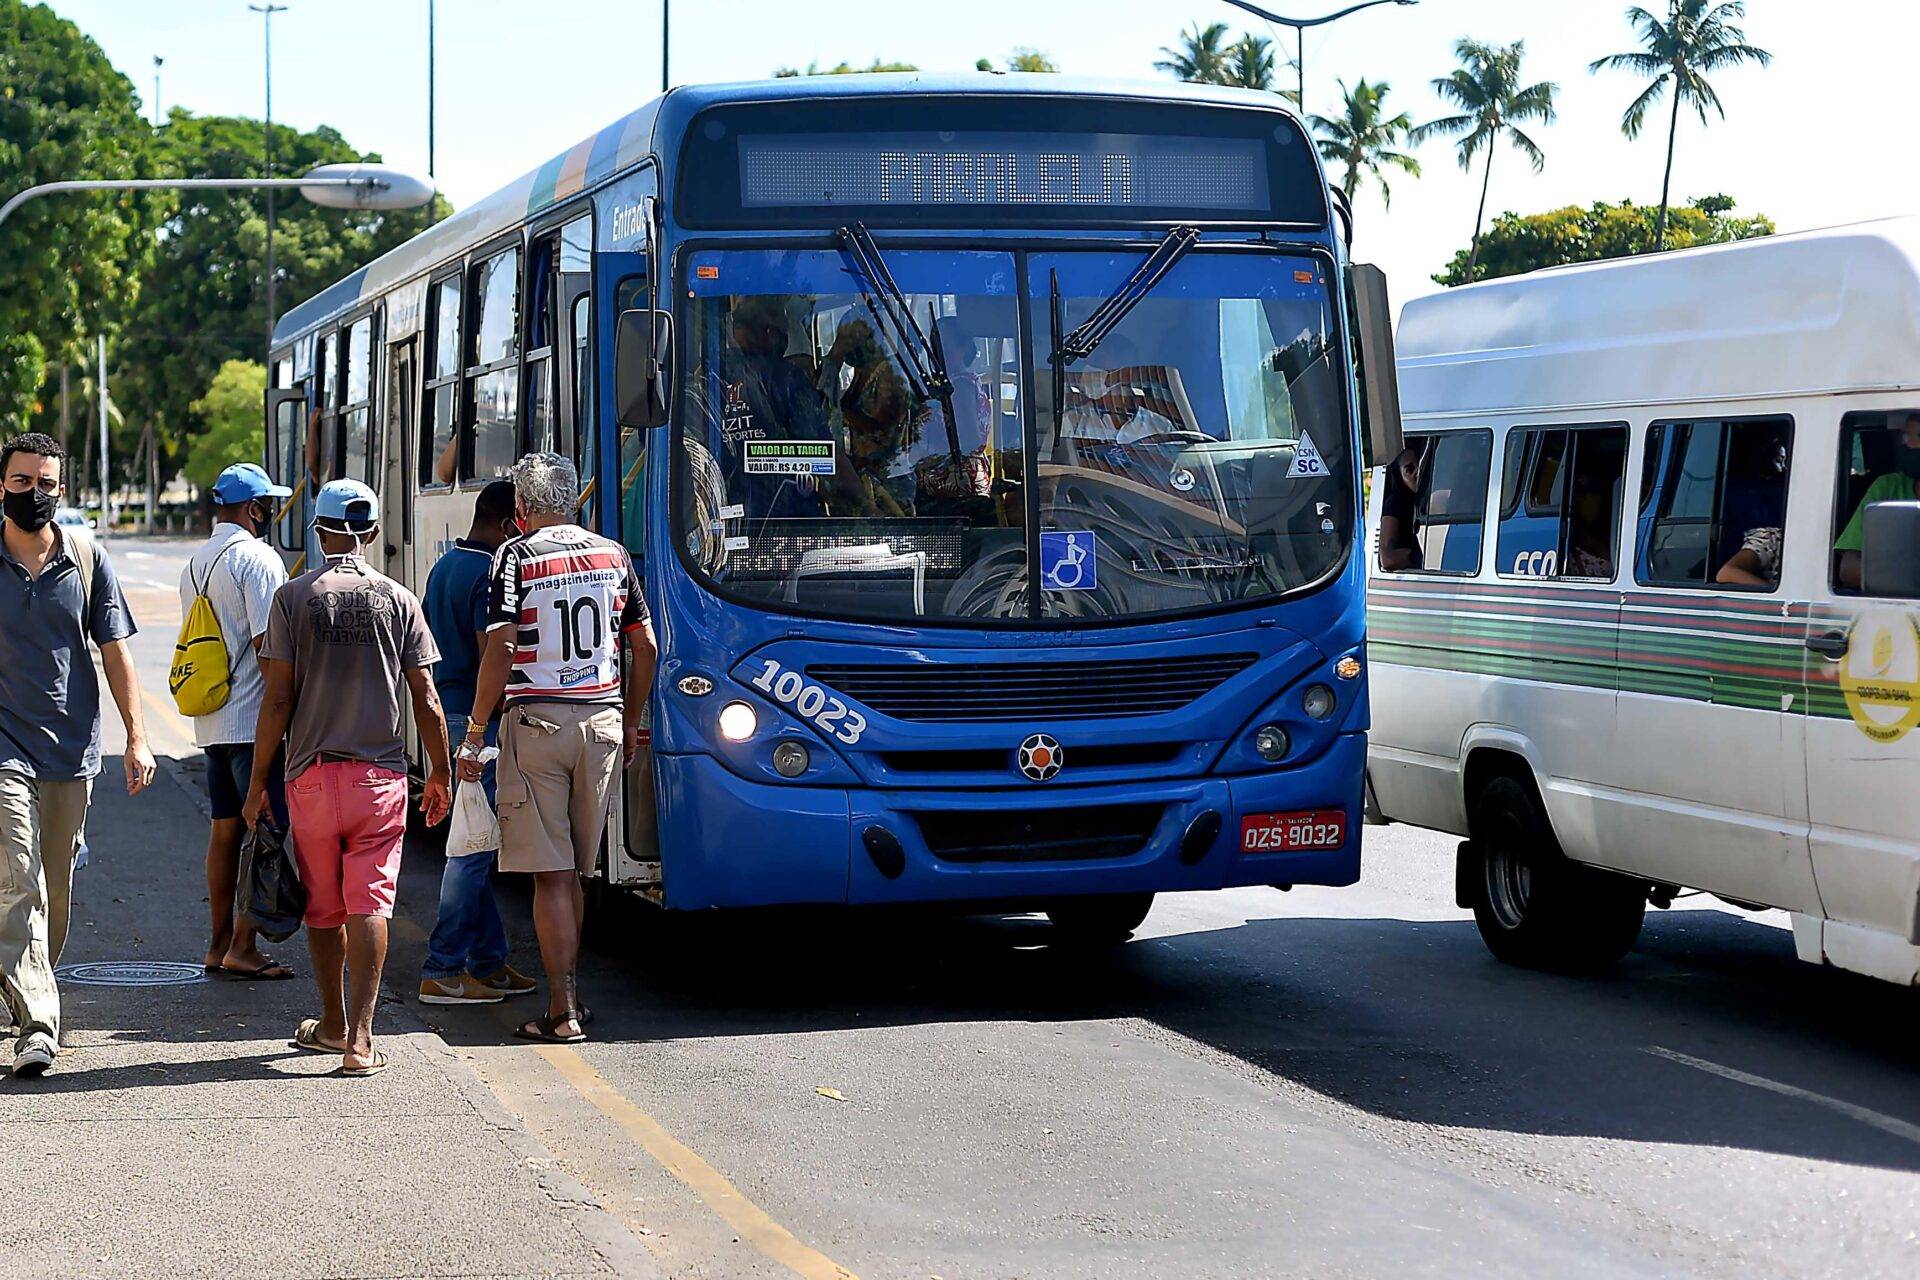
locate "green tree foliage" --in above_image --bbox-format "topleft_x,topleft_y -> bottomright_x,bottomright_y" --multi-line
1433,195 -> 1773,286
1155,22 -> 1233,84
773,59 -> 918,77
1590,1 -> 1771,250
1311,79 -> 1420,209
112,111 -> 449,486
1003,49 -> 1058,73
1412,40 -> 1558,283
0,1 -> 163,432
183,359 -> 265,493
1224,35 -> 1276,91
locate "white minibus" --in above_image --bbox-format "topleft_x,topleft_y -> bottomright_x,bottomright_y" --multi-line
1367,218 -> 1920,985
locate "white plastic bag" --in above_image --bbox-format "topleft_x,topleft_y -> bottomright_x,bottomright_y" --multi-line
445,748 -> 500,857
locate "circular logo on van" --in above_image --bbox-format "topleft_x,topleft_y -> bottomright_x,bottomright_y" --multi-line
1017,733 -> 1064,782
1838,609 -> 1920,743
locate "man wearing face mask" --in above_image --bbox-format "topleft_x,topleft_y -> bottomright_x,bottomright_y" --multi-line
180,463 -> 294,980
0,433 -> 153,1079
1836,413 -> 1920,589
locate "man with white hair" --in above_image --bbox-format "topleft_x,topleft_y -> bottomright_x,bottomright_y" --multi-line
463,454 -> 655,1043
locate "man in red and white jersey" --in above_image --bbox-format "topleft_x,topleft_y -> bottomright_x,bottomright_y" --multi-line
463,453 -> 656,1044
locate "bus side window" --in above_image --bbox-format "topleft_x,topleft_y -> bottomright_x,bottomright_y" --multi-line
1378,430 -> 1490,575
342,313 -> 376,485
1638,416 -> 1793,590
465,245 -> 521,480
423,275 -> 461,488
310,330 -> 340,490
1497,425 -> 1627,580
523,234 -> 558,459
615,272 -> 649,557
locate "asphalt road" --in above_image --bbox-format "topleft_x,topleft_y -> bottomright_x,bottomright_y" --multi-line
92,536 -> 1920,1279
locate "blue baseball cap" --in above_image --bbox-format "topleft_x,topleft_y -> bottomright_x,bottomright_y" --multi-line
312,478 -> 380,532
211,462 -> 293,505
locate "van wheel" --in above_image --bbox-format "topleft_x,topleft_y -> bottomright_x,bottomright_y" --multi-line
1046,893 -> 1155,946
1466,776 -> 1644,972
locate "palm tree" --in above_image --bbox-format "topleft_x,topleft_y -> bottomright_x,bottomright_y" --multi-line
1590,1 -> 1771,251
1411,39 -> 1557,284
1155,22 -> 1233,84
1224,34 -> 1276,91
1311,80 -> 1421,209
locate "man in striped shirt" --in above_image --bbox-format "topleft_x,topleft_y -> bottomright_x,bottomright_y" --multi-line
462,453 -> 654,1044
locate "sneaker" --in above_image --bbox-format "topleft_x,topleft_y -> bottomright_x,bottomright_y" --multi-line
418,974 -> 505,1006
472,964 -> 537,998
12,1031 -> 55,1078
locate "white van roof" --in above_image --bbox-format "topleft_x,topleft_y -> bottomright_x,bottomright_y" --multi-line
1396,215 -> 1920,419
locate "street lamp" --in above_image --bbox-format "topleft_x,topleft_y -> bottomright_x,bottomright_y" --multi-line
1218,0 -> 1418,113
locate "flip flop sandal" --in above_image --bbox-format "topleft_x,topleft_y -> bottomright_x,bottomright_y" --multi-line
338,1048 -> 389,1078
217,960 -> 296,982
292,1018 -> 348,1054
515,1013 -> 586,1044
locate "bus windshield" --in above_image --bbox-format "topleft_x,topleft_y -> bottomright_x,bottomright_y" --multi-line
671,246 -> 1351,625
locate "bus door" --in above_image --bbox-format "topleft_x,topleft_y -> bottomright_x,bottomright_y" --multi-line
383,337 -> 419,588
265,385 -> 309,570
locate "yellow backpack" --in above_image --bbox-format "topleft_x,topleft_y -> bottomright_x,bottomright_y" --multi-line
170,541 -> 240,717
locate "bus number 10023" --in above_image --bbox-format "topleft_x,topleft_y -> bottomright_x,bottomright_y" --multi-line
748,659 -> 868,744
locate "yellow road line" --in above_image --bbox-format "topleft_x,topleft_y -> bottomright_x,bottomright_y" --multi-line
535,1044 -> 860,1280
140,687 -> 198,755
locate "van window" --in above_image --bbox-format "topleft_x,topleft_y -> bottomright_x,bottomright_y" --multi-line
1378,431 -> 1491,575
1496,425 -> 1628,580
1638,417 -> 1792,590
1833,411 -> 1920,595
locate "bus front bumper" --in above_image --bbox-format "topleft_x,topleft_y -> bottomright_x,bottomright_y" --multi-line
653,733 -> 1364,910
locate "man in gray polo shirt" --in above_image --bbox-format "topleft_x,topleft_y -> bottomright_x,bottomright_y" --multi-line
0,433 -> 156,1079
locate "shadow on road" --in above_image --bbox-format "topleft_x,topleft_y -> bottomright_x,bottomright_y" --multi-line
409,867 -> 1920,1176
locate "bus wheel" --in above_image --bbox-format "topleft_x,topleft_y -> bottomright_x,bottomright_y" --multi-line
1045,893 -> 1155,946
1466,776 -> 1644,972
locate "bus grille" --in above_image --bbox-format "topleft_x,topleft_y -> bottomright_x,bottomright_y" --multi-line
909,804 -> 1164,863
808,653 -> 1257,722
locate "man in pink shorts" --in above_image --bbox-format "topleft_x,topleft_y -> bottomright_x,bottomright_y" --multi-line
245,479 -> 451,1077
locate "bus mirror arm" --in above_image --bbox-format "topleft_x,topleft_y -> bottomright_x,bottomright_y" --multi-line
615,307 -> 673,430
1861,500 -> 1920,597
1350,263 -> 1403,469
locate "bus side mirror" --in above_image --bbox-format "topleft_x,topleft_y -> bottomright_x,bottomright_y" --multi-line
1350,263 -> 1403,470
1862,500 -> 1920,597
615,308 -> 673,429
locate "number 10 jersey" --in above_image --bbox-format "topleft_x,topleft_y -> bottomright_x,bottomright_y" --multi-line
485,523 -> 649,707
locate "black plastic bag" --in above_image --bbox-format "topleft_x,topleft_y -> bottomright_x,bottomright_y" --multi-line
239,819 -> 307,943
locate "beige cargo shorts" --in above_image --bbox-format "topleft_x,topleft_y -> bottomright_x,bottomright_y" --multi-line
495,703 -> 622,876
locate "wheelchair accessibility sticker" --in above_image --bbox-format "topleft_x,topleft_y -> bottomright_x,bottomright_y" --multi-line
1040,530 -> 1097,591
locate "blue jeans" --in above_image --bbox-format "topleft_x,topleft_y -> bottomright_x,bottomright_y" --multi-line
421,716 -> 509,980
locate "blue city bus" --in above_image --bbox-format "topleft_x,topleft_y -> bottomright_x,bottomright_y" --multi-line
267,74 -> 1403,938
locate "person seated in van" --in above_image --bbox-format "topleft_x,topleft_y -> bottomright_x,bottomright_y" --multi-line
1834,412 -> 1920,589
1561,473 -> 1616,579
1377,446 -> 1424,571
1715,526 -> 1782,587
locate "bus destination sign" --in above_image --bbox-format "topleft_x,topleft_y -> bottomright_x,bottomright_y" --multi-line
738,131 -> 1270,212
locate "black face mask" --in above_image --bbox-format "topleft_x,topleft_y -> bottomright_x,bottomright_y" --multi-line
1896,445 -> 1920,480
4,488 -> 57,533
247,500 -> 274,538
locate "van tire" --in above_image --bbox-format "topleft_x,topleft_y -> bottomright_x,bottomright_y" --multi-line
1046,893 -> 1155,946
1466,776 -> 1644,972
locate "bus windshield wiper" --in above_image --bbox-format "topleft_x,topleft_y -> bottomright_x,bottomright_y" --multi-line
836,223 -> 963,462
1051,225 -> 1200,369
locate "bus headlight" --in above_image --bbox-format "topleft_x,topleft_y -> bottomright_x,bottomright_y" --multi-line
772,741 -> 810,778
1253,724 -> 1290,761
1301,684 -> 1336,720
718,701 -> 758,742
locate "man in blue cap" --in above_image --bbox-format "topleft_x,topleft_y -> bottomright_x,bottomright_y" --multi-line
181,462 -> 294,979
246,479 -> 450,1077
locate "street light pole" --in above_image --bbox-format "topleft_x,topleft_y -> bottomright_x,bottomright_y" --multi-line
97,335 -> 109,539
0,173 -> 435,236
427,0 -> 435,198
1217,0 -> 1417,113
152,55 -> 163,128
661,0 -> 670,93
250,3 -> 288,364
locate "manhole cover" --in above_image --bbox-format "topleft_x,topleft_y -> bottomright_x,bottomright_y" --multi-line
55,960 -> 207,987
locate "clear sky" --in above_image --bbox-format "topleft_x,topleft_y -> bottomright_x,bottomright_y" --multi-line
46,0 -> 1920,300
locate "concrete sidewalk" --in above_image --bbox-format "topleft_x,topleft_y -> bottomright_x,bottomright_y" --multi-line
0,751 -> 658,1279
